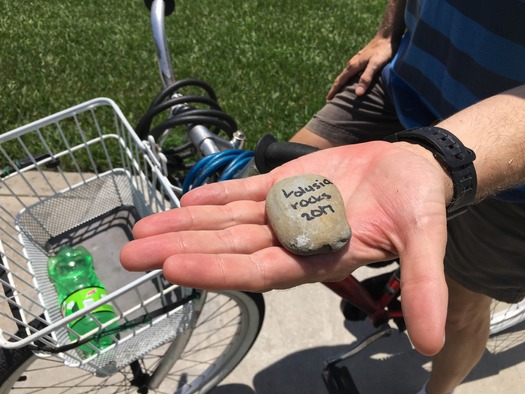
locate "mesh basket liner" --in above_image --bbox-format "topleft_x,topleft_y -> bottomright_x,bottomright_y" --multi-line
14,172 -> 192,374
83,303 -> 196,376
16,170 -> 149,252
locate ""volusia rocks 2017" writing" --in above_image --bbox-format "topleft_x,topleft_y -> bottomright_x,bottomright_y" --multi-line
280,178 -> 335,222
265,174 -> 351,255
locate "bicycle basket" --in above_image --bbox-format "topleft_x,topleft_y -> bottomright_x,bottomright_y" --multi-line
0,98 -> 201,376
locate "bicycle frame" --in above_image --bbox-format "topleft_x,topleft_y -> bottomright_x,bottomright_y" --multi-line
323,269 -> 403,328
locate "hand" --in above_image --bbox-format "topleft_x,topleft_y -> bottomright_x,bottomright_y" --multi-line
327,35 -> 398,100
120,141 -> 450,355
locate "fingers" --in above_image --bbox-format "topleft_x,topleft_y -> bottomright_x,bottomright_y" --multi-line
179,154 -> 336,208
398,220 -> 448,355
354,62 -> 378,96
326,54 -> 365,100
160,245 -> 351,292
181,175 -> 274,207
121,223 -> 277,272
327,68 -> 357,101
132,200 -> 266,238
327,58 -> 384,99
327,48 -> 392,100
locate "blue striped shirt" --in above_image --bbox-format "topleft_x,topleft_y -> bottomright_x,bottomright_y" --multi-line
382,0 -> 525,201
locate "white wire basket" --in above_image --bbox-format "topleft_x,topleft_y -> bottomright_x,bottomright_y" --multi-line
0,98 -> 200,376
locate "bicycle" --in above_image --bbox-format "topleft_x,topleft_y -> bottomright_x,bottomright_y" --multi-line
1,1 -> 525,393
0,1 -> 263,393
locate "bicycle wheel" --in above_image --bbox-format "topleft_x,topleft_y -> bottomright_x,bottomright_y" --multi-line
0,290 -> 264,394
487,298 -> 525,354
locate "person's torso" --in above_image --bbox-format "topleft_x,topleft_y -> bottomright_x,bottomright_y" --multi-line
383,0 -> 525,201
385,0 -> 525,126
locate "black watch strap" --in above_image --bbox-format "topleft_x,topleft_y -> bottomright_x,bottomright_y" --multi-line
389,126 -> 477,218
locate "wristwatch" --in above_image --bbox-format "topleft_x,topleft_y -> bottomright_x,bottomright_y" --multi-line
389,126 -> 477,218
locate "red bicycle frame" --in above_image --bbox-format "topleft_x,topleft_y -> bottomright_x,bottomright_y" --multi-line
323,268 -> 403,327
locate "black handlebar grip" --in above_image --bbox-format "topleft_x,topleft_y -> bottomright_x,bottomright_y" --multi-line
254,134 -> 319,174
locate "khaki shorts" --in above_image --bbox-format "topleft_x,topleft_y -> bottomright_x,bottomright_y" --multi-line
305,76 -> 404,144
307,77 -> 525,302
446,198 -> 525,303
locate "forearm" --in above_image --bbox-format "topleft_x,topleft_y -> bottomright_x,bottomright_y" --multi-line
403,85 -> 525,203
376,0 -> 406,43
438,86 -> 525,200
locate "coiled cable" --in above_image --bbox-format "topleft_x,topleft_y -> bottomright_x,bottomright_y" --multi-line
136,78 -> 237,140
182,149 -> 254,194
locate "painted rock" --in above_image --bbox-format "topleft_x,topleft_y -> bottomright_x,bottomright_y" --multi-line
265,174 -> 351,255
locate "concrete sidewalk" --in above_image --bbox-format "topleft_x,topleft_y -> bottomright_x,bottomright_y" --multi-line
216,282 -> 525,393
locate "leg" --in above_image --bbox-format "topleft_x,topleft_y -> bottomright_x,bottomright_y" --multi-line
290,76 -> 404,148
432,198 -> 525,393
290,127 -> 342,149
426,274 -> 491,394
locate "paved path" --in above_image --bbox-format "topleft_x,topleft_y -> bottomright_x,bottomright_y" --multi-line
215,279 -> 525,393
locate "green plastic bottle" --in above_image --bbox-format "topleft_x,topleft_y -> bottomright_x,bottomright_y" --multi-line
47,246 -> 119,357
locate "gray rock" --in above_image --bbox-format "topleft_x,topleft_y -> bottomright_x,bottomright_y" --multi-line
266,174 -> 351,255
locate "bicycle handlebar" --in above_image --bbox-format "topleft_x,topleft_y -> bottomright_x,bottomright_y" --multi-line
253,134 -> 318,174
140,2 -> 318,187
141,0 -> 244,159
149,0 -> 176,87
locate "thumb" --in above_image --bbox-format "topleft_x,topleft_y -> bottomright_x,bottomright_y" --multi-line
398,222 -> 448,356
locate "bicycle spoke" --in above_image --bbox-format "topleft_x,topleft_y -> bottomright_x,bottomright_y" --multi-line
488,299 -> 525,354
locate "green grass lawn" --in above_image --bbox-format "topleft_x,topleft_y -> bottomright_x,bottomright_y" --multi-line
0,0 -> 384,147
